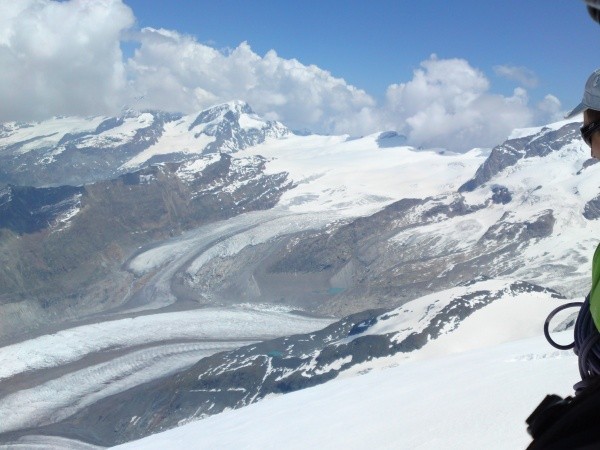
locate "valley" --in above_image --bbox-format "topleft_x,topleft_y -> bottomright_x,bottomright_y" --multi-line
0,103 -> 596,447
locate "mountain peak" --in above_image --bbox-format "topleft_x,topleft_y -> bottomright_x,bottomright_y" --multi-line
0,101 -> 290,186
226,99 -> 254,114
459,120 -> 581,193
188,100 -> 255,131
206,100 -> 254,116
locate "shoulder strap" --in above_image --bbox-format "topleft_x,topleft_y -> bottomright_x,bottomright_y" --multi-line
526,377 -> 600,449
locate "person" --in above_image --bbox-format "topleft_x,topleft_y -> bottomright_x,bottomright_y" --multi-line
567,69 -> 600,337
525,68 -> 600,449
567,68 -> 600,159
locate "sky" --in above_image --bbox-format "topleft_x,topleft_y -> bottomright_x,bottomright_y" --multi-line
1,0 -> 599,152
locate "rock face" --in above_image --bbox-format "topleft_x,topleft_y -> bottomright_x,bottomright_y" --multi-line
459,123 -> 580,192
0,153 -> 292,342
491,185 -> 512,204
584,194 -> 600,220
0,184 -> 84,234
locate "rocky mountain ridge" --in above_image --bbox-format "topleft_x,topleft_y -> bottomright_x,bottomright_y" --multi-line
0,101 -> 289,187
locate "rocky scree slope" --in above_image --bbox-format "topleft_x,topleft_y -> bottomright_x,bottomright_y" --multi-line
0,153 -> 292,343
181,119 -> 596,317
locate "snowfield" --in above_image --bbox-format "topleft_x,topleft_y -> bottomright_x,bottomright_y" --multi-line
0,308 -> 333,434
112,333 -> 578,450
107,280 -> 580,450
244,132 -> 487,215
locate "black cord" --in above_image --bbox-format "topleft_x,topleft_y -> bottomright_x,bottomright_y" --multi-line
544,295 -> 600,392
544,301 -> 583,350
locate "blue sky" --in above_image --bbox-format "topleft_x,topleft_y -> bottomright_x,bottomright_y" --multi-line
123,0 -> 599,108
1,0 -> 599,151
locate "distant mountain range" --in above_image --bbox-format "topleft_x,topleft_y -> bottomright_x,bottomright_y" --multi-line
0,101 -> 289,187
0,102 -> 596,447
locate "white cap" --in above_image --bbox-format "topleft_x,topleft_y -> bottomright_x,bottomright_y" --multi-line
566,68 -> 600,118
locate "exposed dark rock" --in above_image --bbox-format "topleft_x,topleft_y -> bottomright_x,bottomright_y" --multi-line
460,123 -> 580,192
459,275 -> 492,286
525,212 -> 556,238
94,117 -> 125,135
584,195 -> 600,220
376,131 -> 407,148
508,280 -> 565,299
421,195 -> 482,219
479,210 -> 555,243
491,185 -> 512,204
459,137 -> 528,192
0,185 -> 84,234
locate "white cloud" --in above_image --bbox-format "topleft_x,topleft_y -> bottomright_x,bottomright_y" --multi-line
493,64 -> 539,88
383,56 -> 535,150
124,35 -> 554,152
126,28 -> 376,135
0,0 -> 134,122
0,1 -> 564,153
535,94 -> 564,123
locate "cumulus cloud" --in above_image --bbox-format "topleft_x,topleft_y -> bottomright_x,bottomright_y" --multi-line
0,0 -> 565,152
125,28 -> 376,135
493,64 -> 539,88
384,56 -> 534,150
0,0 -> 134,122
535,94 -> 564,123
123,36 -> 552,151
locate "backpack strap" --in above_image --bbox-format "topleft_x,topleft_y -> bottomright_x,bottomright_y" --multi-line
526,377 -> 600,449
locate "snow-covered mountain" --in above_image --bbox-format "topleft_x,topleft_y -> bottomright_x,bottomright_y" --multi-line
0,101 -> 289,187
155,117 -> 596,322
0,103 -> 596,448
109,333 -> 578,450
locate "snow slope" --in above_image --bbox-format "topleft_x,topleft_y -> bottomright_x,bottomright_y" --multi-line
243,132 -> 487,216
0,309 -> 333,434
112,333 -> 577,450
105,278 -> 579,450
342,278 -> 569,361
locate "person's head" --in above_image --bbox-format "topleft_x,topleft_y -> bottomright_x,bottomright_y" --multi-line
566,68 -> 600,158
583,109 -> 600,158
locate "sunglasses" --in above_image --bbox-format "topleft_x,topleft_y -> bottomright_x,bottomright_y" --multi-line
581,121 -> 600,146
